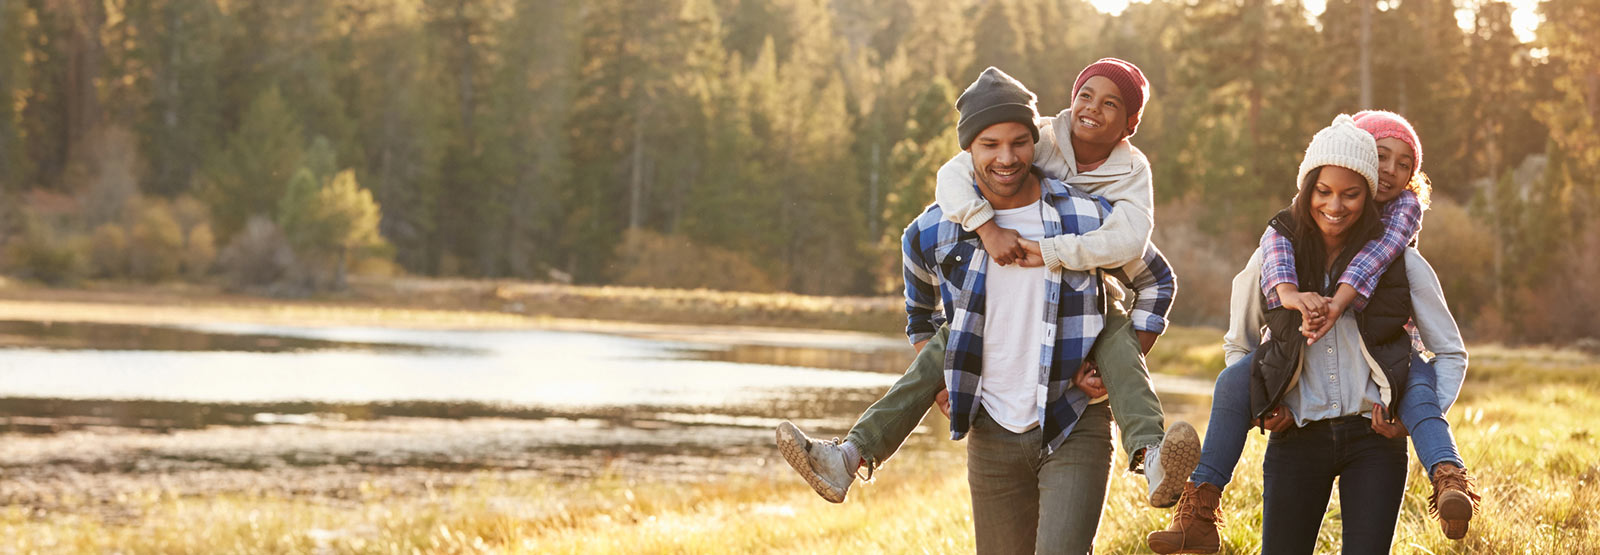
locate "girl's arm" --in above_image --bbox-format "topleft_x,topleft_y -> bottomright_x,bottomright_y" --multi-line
1336,191 -> 1424,312
1403,249 -> 1468,413
1259,226 -> 1298,309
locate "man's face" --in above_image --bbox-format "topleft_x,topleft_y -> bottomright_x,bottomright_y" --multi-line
1070,75 -> 1133,146
968,121 -> 1036,204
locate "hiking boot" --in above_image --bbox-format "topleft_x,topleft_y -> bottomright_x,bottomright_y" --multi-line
1146,420 -> 1202,508
1146,481 -> 1223,554
1430,463 -> 1481,540
775,421 -> 855,503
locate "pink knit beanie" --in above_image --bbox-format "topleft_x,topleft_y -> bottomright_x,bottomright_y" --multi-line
1352,110 -> 1422,173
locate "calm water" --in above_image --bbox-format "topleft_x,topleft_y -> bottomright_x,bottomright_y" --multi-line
0,320 -> 906,417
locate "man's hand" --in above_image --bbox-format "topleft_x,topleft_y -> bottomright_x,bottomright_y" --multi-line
1073,360 -> 1107,398
976,221 -> 1027,266
1253,405 -> 1296,432
935,388 -> 951,418
1370,402 -> 1408,438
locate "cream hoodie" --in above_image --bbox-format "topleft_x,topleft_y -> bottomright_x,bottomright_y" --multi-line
935,110 -> 1155,271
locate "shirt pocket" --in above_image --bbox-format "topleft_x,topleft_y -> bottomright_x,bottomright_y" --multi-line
936,238 -> 981,278
1060,269 -> 1095,292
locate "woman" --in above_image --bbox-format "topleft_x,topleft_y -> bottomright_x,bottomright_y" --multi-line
1148,115 -> 1471,553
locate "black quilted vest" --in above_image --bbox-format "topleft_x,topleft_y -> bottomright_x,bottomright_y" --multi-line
1248,210 -> 1413,426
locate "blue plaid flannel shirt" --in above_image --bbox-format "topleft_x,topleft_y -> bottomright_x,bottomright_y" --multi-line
901,176 -> 1177,455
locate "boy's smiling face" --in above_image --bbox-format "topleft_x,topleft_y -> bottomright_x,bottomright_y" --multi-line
1070,76 -> 1134,147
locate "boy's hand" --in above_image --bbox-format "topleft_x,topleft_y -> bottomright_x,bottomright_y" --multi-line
976,221 -> 1027,266
935,388 -> 951,418
1073,360 -> 1107,398
1370,403 -> 1408,438
1017,239 -> 1045,268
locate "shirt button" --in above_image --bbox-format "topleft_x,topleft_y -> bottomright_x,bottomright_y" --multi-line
1327,346 -> 1334,354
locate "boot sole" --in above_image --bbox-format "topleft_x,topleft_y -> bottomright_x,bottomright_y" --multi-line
1147,533 -> 1219,554
1437,490 -> 1473,539
775,422 -> 847,503
1151,421 -> 1201,508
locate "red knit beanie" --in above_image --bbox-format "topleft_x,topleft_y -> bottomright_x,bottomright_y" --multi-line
1071,58 -> 1150,136
1352,110 -> 1422,173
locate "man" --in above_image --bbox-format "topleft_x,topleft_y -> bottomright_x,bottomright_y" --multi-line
906,67 -> 1177,554
777,60 -> 1196,518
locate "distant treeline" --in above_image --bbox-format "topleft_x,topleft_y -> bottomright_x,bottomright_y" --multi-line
0,0 -> 1594,344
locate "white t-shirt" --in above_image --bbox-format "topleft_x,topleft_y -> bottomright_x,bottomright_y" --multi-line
979,200 -> 1048,433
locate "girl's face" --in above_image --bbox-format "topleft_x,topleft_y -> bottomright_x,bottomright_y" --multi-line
1373,137 -> 1416,204
1309,165 -> 1370,241
1070,76 -> 1132,146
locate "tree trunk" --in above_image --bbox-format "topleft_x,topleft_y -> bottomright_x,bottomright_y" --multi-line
628,110 -> 645,230
1359,0 -> 1373,108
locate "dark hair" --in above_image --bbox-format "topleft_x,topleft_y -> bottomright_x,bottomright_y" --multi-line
1289,166 -> 1382,294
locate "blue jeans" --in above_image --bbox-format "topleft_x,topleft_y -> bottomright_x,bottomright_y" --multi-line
1190,350 -> 1466,490
1189,351 -> 1253,489
1262,415 -> 1408,554
1398,353 -> 1465,475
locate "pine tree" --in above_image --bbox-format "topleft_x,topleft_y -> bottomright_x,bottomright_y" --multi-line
200,86 -> 305,241
120,0 -> 225,197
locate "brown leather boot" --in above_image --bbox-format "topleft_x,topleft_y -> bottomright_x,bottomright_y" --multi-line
1430,463 -> 1481,540
1146,481 -> 1222,554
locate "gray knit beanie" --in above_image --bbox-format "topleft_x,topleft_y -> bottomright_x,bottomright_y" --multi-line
1297,114 -> 1379,196
956,67 -> 1040,150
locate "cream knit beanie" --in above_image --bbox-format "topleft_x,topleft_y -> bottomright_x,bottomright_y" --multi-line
1297,114 -> 1379,196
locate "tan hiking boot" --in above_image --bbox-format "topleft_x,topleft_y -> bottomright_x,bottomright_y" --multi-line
1146,481 -> 1223,554
1430,463 -> 1481,540
775,421 -> 855,503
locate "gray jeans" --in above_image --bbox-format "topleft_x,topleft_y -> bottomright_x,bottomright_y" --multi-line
967,403 -> 1114,555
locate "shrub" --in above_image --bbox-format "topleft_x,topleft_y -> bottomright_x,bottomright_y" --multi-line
611,229 -> 778,293
5,223 -> 88,285
127,201 -> 186,282
216,216 -> 295,290
89,223 -> 130,278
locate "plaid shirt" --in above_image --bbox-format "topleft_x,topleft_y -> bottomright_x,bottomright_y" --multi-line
1261,190 -> 1423,311
902,176 -> 1176,455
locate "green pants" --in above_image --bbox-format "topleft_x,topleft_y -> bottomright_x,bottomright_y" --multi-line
844,301 -> 1166,471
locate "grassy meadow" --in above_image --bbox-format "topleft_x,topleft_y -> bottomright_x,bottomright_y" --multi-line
0,283 -> 1597,553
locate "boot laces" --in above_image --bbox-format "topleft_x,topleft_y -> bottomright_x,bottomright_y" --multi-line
1429,467 -> 1482,516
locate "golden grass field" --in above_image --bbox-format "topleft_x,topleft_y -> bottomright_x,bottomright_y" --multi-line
0,282 -> 1596,553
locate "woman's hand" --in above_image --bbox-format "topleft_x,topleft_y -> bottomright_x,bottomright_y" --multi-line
935,388 -> 950,418
1370,403 -> 1408,438
1073,360 -> 1107,398
1253,406 -> 1296,432
976,222 -> 1027,266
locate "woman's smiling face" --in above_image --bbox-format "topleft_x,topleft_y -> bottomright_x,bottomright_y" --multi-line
1309,165 -> 1370,241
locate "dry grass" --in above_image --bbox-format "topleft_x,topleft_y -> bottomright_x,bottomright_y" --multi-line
5,368 -> 1594,553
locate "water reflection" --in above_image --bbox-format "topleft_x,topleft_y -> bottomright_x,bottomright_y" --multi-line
0,319 -> 463,354
0,321 -> 905,428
